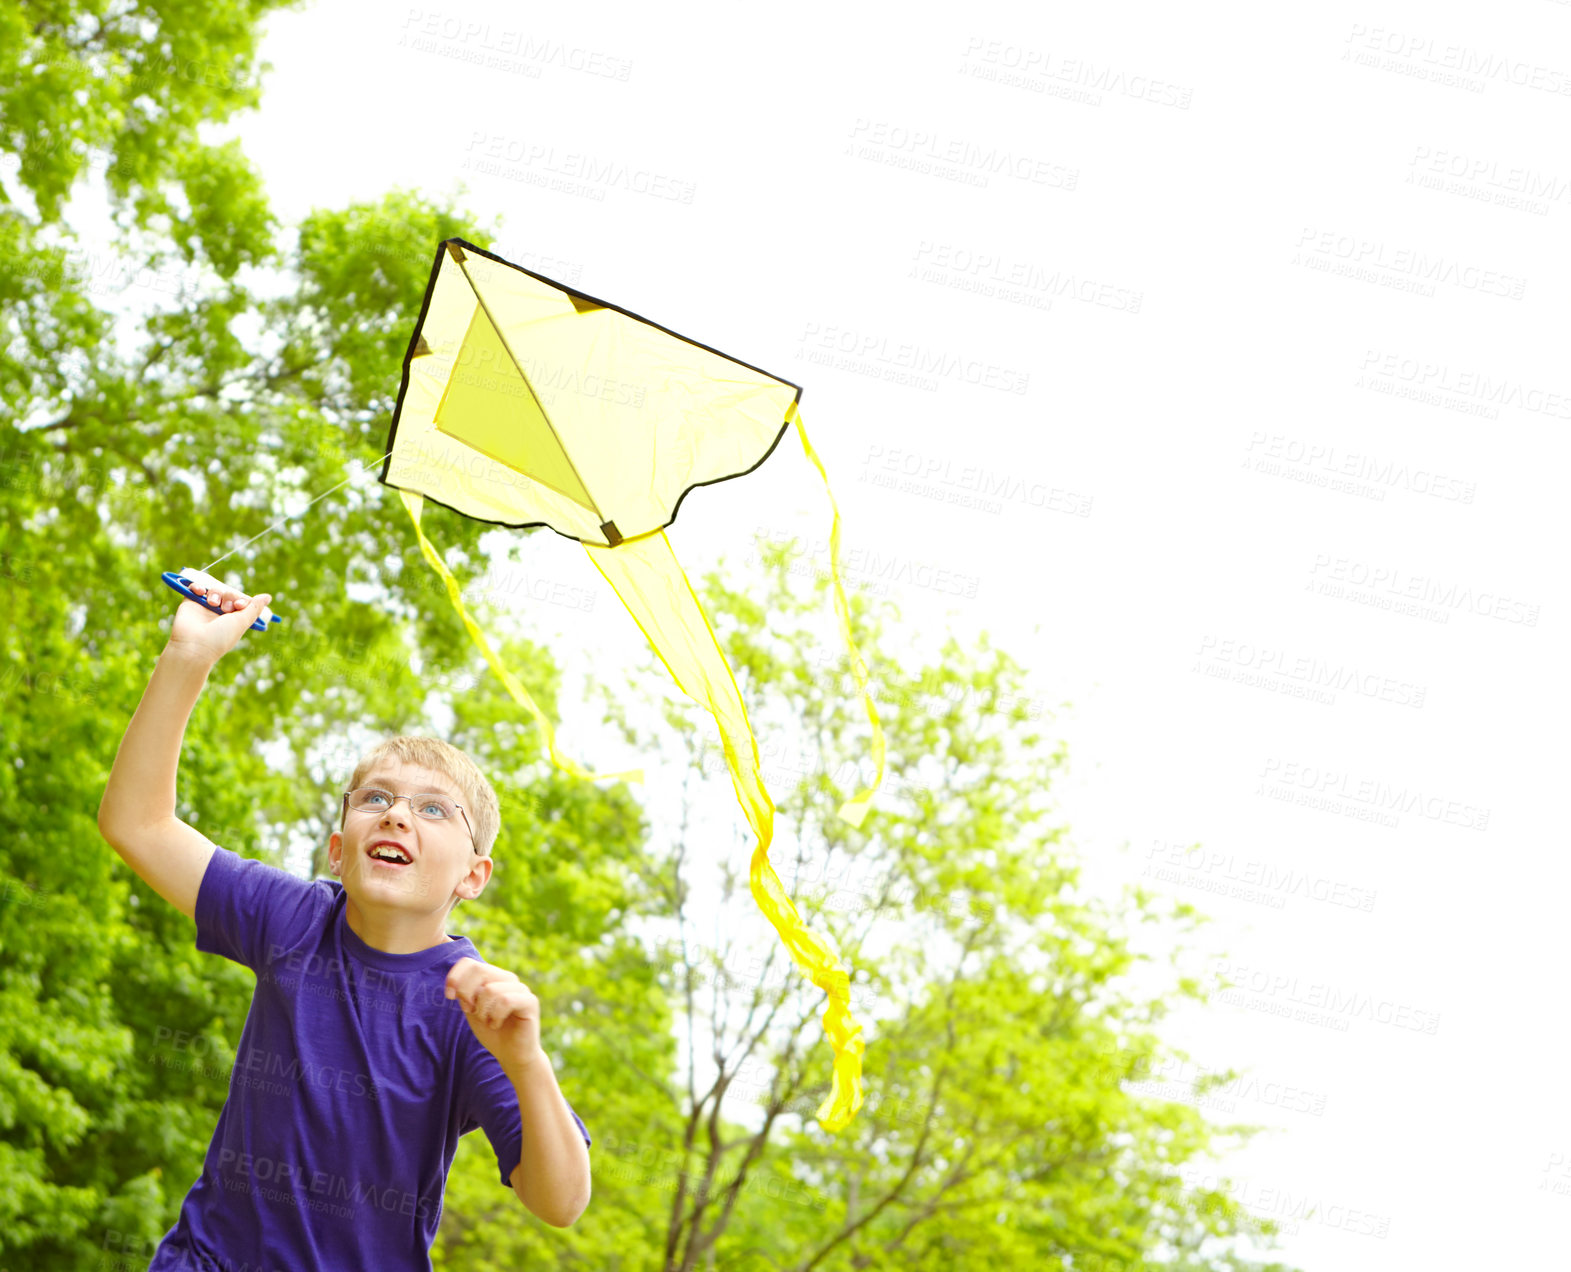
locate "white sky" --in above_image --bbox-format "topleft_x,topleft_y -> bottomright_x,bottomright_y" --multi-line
195,0 -> 1571,1264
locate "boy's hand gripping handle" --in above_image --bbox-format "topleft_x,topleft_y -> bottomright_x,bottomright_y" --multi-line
161,569 -> 282,634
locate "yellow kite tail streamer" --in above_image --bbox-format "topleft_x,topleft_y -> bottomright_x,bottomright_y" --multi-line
399,491 -> 643,786
787,404 -> 887,829
583,529 -> 866,1132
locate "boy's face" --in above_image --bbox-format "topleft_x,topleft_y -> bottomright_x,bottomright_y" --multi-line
327,759 -> 491,917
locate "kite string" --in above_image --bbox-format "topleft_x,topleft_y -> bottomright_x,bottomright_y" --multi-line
200,449 -> 393,575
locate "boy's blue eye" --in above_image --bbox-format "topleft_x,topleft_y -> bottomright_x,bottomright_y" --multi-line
420,800 -> 448,818
363,790 -> 392,807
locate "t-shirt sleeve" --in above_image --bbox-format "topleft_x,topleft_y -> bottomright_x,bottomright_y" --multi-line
195,845 -> 331,971
459,1033 -> 592,1188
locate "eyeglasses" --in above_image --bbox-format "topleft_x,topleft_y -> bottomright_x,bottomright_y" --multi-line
342,787 -> 478,853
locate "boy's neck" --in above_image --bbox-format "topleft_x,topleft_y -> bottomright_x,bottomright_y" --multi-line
343,896 -> 454,955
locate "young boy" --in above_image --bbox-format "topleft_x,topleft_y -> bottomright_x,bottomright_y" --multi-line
97,579 -> 592,1270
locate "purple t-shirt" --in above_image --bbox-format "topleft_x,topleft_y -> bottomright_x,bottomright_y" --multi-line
148,846 -> 591,1272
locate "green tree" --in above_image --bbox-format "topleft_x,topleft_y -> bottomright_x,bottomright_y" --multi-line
2,2 -> 296,1262
431,544 -> 1300,1272
1,0 -> 297,429
0,7 -> 662,1266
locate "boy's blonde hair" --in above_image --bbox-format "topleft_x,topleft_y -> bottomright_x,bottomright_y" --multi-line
345,736 -> 501,858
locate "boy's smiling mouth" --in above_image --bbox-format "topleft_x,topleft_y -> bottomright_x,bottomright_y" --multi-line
366,839 -> 414,867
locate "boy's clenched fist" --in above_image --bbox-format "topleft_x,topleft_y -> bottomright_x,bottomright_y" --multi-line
446,957 -> 545,1074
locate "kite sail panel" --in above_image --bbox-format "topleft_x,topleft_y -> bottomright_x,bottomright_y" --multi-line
383,238 -> 885,1131
434,297 -> 599,514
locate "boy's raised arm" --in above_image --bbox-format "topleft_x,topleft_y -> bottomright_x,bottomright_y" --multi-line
97,581 -> 272,921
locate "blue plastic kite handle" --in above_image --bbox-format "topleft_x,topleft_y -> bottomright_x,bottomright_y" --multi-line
160,571 -> 283,634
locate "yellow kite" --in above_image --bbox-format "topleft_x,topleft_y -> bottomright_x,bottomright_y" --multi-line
380,239 -> 885,1131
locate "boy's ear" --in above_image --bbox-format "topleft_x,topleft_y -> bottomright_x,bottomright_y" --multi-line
453,854 -> 493,902
327,830 -> 342,875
